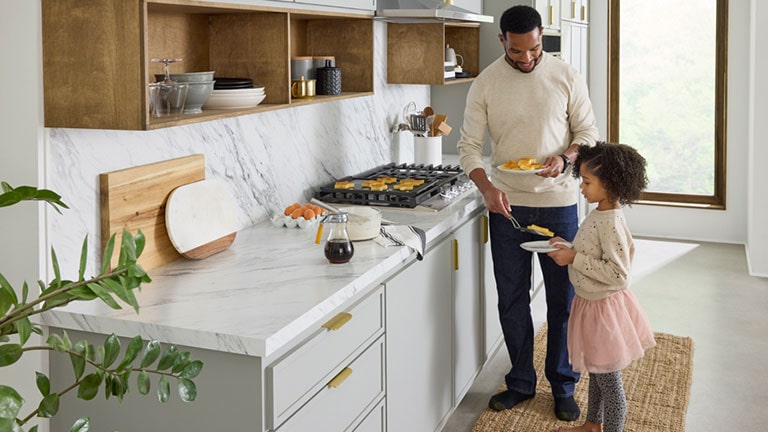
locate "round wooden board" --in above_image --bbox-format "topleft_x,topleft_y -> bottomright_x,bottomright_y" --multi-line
165,179 -> 239,259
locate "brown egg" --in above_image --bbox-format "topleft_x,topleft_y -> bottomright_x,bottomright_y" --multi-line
303,208 -> 316,220
290,208 -> 305,219
284,202 -> 301,216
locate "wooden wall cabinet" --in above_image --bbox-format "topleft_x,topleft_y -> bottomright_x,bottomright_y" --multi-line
386,22 -> 479,85
42,0 -> 374,130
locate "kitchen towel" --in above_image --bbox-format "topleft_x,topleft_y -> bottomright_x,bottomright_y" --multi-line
376,225 -> 426,260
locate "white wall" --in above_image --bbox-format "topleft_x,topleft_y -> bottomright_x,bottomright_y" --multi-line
588,2 -> 751,246
747,1 -> 768,276
0,1 -> 48,431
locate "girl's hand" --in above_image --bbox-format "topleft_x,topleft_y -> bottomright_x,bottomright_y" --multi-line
547,236 -> 575,266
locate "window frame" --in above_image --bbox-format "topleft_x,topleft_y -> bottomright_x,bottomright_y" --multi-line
607,0 -> 729,209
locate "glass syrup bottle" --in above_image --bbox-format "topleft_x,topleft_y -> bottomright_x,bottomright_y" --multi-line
322,212 -> 354,264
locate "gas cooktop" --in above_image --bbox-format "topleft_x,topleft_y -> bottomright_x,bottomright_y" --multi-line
314,163 -> 472,209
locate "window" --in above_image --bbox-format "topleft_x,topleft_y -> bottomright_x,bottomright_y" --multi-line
607,0 -> 728,208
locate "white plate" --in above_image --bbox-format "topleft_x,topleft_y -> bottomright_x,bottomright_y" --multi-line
520,240 -> 572,253
497,164 -> 545,174
212,87 -> 265,95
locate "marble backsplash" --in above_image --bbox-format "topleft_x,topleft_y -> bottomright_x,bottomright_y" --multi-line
45,21 -> 430,278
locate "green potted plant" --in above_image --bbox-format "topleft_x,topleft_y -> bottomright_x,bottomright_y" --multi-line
0,183 -> 203,432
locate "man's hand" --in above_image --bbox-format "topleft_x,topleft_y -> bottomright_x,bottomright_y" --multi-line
468,168 -> 511,218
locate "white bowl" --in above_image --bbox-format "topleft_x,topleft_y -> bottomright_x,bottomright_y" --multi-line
156,71 -> 216,82
339,206 -> 382,241
203,92 -> 266,110
183,81 -> 215,114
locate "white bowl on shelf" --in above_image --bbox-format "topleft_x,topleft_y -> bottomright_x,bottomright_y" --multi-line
203,92 -> 266,110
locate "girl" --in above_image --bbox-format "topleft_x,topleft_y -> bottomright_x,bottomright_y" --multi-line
548,142 -> 657,432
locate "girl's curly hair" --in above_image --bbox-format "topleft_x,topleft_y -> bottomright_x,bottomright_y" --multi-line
573,142 -> 649,206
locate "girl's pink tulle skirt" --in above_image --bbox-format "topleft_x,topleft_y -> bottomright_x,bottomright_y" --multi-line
568,289 -> 657,374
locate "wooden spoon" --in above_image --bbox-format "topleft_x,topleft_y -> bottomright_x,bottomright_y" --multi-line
423,106 -> 434,118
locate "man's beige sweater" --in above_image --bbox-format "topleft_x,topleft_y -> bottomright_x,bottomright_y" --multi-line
458,52 -> 599,207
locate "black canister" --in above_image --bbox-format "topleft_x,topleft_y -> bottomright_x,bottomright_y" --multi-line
316,60 -> 342,96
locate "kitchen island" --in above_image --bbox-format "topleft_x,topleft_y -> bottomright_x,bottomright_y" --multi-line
39,176 -> 499,432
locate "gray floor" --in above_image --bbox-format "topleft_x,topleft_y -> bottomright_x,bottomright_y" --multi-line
442,238 -> 768,431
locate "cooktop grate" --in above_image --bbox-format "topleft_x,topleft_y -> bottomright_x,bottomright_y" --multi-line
314,163 -> 466,208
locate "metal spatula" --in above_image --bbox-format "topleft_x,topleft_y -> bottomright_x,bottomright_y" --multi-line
508,214 -> 552,237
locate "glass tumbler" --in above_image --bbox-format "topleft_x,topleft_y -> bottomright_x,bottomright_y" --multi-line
148,82 -> 189,119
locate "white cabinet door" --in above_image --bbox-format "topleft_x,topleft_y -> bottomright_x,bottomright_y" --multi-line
385,240 -> 453,432
452,216 -> 484,405
535,0 -> 561,31
561,0 -> 588,23
561,20 -> 588,78
481,213 -> 504,360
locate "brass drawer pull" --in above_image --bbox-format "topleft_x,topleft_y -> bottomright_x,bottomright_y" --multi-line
327,367 -> 353,388
321,312 -> 352,331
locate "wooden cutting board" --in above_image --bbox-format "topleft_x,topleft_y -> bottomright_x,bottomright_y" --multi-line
165,179 -> 239,259
100,154 -> 205,271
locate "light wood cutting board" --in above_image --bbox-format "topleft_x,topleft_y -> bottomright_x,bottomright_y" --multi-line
100,154 -> 205,271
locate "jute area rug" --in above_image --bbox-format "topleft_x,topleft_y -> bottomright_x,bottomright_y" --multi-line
472,325 -> 694,432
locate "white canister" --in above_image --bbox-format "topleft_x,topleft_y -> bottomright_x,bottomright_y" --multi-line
413,135 -> 442,166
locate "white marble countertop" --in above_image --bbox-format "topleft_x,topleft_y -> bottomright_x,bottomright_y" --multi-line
40,164 -> 486,361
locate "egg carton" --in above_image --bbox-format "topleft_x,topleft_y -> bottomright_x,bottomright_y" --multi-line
270,214 -> 321,229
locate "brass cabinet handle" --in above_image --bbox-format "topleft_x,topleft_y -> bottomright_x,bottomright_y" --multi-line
321,312 -> 352,331
572,1 -> 576,18
581,5 -> 586,21
453,239 -> 459,270
548,4 -> 553,26
482,215 -> 489,244
327,367 -> 353,388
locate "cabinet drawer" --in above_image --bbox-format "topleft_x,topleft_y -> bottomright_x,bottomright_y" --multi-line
277,337 -> 385,432
352,398 -> 386,432
268,286 -> 384,428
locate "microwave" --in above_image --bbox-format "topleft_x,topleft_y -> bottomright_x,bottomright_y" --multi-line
542,33 -> 561,58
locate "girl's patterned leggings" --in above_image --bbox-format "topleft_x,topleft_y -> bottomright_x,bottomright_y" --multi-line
586,370 -> 627,432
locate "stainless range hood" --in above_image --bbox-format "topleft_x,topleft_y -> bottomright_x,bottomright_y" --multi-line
376,0 -> 494,23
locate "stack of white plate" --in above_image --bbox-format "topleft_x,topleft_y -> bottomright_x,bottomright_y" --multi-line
202,87 -> 266,110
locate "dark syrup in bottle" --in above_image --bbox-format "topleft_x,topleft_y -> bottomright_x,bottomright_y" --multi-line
324,240 -> 354,264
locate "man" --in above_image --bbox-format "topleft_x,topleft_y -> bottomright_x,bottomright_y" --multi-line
457,5 -> 599,422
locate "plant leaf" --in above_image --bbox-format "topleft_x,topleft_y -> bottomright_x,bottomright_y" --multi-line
156,345 -> 178,371
180,360 -> 204,379
70,340 -> 88,381
37,393 -> 60,418
137,370 -> 150,395
101,278 -> 136,313
16,316 -> 32,346
157,375 -> 170,403
70,417 -> 90,432
0,344 -> 22,367
140,340 -> 161,368
87,283 -> 121,310
102,334 -> 120,368
46,333 -> 69,352
35,372 -> 50,397
100,234 -> 116,275
78,236 -> 88,282
177,378 -> 197,402
116,336 -> 142,371
0,385 -> 24,422
50,247 -> 62,290
76,373 -> 102,401
171,351 -> 191,374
